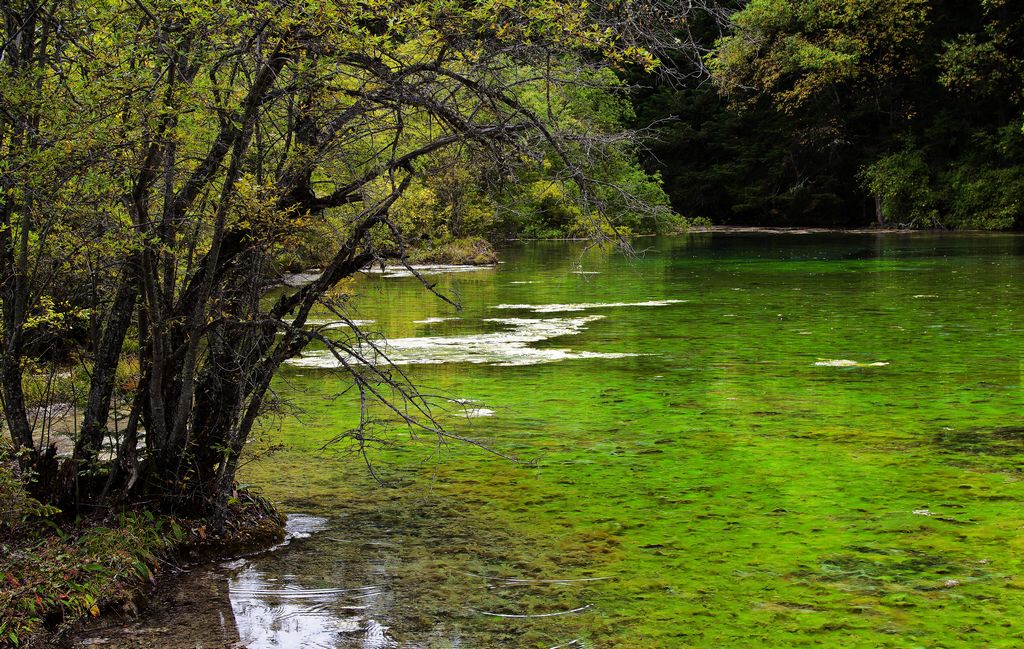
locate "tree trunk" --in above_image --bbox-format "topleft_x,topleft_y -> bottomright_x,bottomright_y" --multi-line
75,259 -> 140,462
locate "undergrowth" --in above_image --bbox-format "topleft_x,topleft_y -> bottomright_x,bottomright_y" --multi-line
0,446 -> 283,648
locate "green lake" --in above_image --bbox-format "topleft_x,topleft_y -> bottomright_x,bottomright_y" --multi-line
81,233 -> 1024,648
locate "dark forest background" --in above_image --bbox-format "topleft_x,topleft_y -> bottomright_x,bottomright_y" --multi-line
635,0 -> 1024,229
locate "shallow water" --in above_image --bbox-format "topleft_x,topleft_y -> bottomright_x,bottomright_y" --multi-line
80,233 -> 1024,648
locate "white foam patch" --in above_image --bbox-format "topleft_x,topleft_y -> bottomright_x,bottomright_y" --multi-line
302,318 -> 376,329
447,399 -> 493,416
493,299 -> 686,314
287,316 -> 643,368
912,294 -> 939,299
414,317 -> 460,324
281,270 -> 323,287
509,281 -> 536,284
258,513 -> 331,554
814,359 -> 889,368
572,271 -> 600,275
364,264 -> 494,279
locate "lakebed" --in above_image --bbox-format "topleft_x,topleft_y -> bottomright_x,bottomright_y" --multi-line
77,232 -> 1024,648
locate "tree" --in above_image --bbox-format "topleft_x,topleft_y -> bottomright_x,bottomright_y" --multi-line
706,0 -> 1024,228
631,1 -> 872,226
0,0 -> 686,525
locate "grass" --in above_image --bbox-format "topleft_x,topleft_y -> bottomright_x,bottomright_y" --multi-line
21,356 -> 140,410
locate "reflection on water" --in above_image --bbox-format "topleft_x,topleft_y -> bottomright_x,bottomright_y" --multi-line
227,516 -> 399,649
76,515 -> 402,649
229,566 -> 395,649
78,502 -> 602,648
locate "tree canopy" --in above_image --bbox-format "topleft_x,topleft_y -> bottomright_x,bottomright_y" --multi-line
0,0 -> 685,523
635,0 -> 1024,228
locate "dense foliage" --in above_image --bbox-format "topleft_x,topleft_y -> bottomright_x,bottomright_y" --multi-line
636,0 -> 1024,228
0,0 -> 684,522
389,68 -> 683,242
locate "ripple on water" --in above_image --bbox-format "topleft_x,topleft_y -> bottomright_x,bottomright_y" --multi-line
229,514 -> 399,649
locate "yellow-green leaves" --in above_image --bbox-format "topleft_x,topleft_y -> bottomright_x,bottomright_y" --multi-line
711,0 -> 930,112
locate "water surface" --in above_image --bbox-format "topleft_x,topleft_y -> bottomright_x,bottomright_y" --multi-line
81,233 -> 1024,648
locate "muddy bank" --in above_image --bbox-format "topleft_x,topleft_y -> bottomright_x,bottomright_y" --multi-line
278,238 -> 499,289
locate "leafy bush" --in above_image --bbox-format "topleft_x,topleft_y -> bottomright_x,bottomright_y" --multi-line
861,125 -> 1024,230
860,150 -> 941,227
947,165 -> 1024,229
0,449 -> 59,534
407,237 -> 498,265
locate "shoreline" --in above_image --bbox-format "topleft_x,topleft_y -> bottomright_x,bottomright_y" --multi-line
506,226 -> 1024,240
0,492 -> 285,648
688,225 -> 1024,235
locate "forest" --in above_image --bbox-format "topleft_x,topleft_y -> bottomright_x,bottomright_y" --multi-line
641,0 -> 1024,229
277,0 -> 1024,242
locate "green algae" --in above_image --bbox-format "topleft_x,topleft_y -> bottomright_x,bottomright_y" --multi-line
249,234 -> 1024,647
96,232 -> 1024,648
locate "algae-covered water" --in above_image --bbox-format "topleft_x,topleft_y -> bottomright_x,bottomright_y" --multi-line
82,233 -> 1024,648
